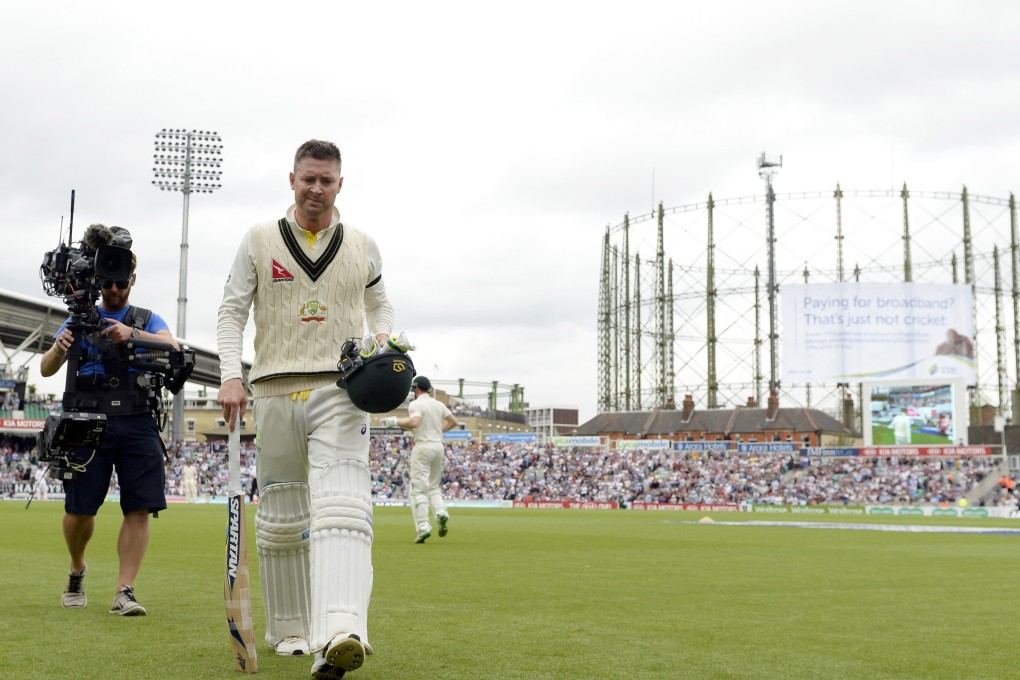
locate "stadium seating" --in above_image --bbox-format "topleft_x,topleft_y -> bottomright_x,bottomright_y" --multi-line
4,433 -> 1017,509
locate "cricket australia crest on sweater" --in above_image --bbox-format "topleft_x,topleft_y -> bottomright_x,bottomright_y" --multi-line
299,300 -> 327,322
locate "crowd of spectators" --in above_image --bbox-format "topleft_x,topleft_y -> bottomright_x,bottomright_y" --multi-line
449,402 -> 485,418
1,392 -> 61,414
4,431 -> 1019,511
2,435 -> 259,501
369,435 -> 1020,509
0,434 -> 38,497
163,439 -> 258,500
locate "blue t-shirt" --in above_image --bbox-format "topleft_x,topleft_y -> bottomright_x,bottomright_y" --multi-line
55,305 -> 172,376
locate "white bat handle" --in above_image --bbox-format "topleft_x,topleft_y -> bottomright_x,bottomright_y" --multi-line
228,428 -> 242,496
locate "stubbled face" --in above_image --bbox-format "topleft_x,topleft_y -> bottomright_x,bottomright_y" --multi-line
100,274 -> 134,311
290,157 -> 342,228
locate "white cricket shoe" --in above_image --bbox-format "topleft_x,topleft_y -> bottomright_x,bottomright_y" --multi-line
311,633 -> 366,679
276,636 -> 310,656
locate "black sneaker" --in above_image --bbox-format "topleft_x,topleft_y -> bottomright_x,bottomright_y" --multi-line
109,585 -> 147,616
61,565 -> 87,608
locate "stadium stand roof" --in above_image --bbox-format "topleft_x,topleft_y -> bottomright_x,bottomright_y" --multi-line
575,402 -> 855,439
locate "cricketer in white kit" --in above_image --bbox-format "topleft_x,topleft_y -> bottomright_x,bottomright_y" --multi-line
387,375 -> 459,543
218,139 -> 393,678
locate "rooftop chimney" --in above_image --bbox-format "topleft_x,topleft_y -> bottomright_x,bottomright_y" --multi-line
766,391 -> 779,421
682,394 -> 695,422
842,393 -> 855,430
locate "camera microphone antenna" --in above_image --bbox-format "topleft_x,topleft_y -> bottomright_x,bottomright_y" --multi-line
67,189 -> 75,245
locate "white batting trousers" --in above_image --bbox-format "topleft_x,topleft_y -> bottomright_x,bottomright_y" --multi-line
409,441 -> 447,532
254,384 -> 373,652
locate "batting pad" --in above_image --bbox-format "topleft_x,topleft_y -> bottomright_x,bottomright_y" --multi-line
255,481 -> 312,646
309,459 -> 374,652
410,494 -> 431,531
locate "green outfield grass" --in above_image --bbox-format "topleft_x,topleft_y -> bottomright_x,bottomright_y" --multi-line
2,502 -> 1018,679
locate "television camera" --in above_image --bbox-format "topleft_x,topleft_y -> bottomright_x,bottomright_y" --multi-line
37,192 -> 195,480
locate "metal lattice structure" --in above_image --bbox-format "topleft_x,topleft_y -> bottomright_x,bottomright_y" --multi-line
433,379 -> 527,414
597,185 -> 1019,423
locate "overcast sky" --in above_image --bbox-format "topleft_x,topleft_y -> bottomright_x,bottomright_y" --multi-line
2,1 -> 1018,422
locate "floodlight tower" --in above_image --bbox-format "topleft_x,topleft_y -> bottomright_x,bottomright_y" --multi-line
152,129 -> 223,441
757,152 -> 782,395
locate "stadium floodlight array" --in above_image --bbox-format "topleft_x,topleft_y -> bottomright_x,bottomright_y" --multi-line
152,129 -> 224,194
151,128 -> 224,442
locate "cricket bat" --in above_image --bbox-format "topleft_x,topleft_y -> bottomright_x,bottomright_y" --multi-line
225,428 -> 258,673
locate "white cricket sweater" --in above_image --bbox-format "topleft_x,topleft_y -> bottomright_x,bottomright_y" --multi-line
218,207 -> 394,398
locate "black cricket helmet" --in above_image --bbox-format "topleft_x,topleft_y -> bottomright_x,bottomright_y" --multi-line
336,339 -> 415,413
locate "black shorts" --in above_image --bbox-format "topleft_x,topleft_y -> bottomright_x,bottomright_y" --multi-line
63,413 -> 167,516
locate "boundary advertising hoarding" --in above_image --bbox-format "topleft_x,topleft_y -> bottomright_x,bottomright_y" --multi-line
0,417 -> 45,436
551,436 -> 602,448
615,439 -> 672,451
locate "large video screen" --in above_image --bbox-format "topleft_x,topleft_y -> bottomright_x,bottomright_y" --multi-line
866,383 -> 960,446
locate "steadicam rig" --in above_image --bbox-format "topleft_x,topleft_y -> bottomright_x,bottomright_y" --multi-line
35,192 -> 196,481
38,335 -> 196,481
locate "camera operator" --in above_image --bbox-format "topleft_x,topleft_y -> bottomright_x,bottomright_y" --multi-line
41,250 -> 178,616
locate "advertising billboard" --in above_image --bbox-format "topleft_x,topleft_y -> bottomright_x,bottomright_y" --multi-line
781,282 -> 975,383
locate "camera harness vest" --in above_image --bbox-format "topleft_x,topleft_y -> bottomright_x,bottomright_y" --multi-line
70,305 -> 158,416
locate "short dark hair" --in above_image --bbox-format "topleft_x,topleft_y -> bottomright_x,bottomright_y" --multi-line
294,139 -> 341,171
